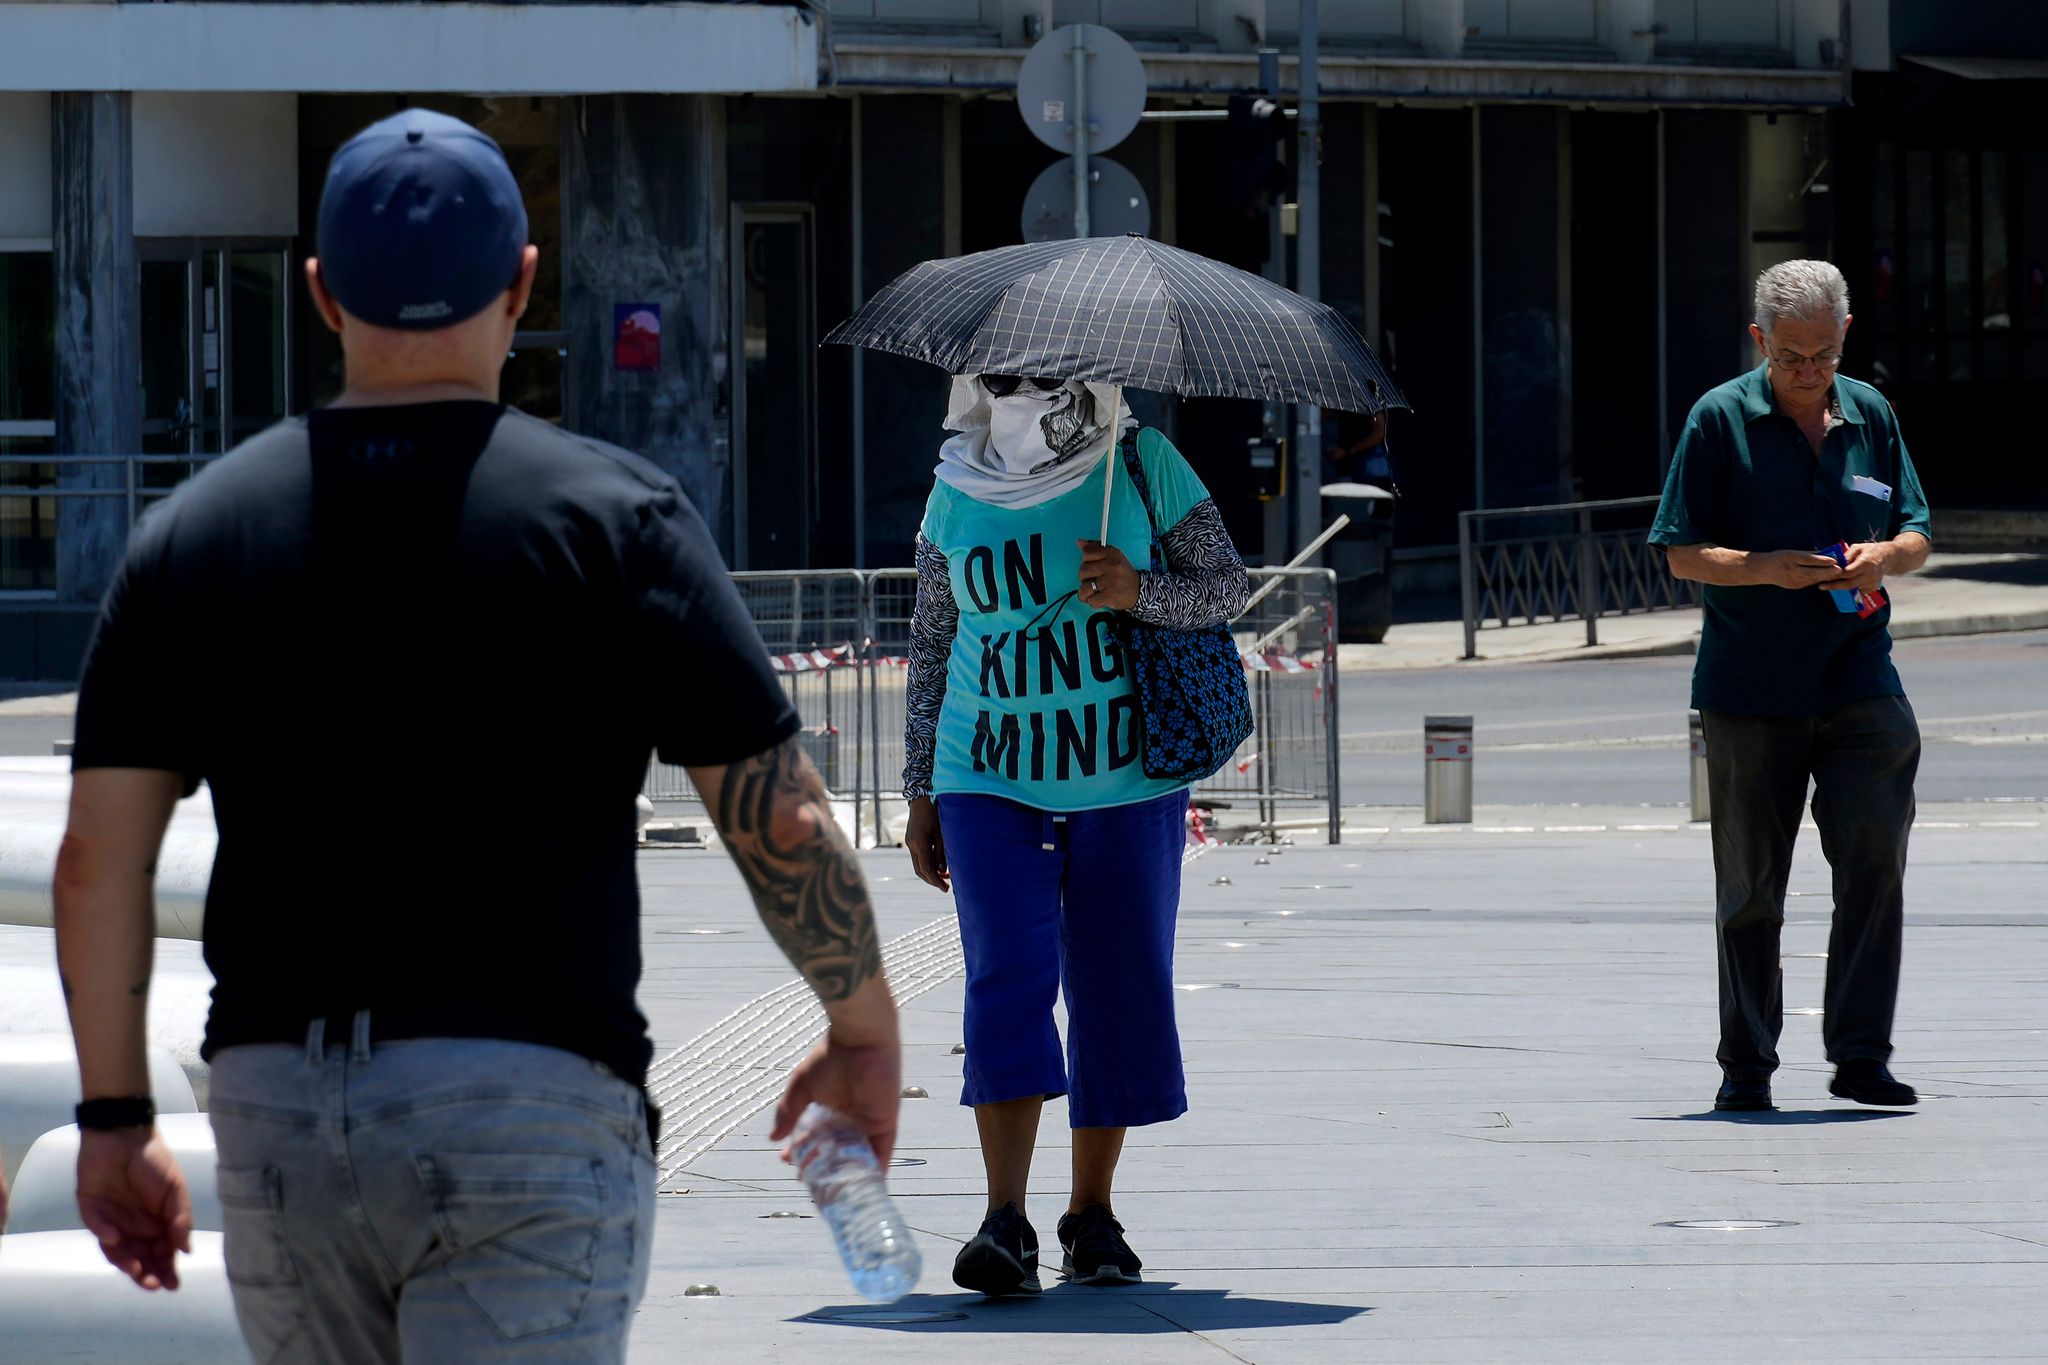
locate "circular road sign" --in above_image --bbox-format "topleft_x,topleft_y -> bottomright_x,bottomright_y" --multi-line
1021,155 -> 1151,243
1016,24 -> 1148,156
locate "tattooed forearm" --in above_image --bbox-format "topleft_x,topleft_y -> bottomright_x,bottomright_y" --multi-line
710,738 -> 882,1002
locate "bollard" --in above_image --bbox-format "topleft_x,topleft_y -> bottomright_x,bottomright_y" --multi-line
1689,711 -> 1710,824
1423,715 -> 1473,824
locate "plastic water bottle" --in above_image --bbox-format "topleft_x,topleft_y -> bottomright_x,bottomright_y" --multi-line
790,1103 -> 922,1302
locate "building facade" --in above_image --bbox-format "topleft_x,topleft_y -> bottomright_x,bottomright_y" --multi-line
2,0 -> 2042,680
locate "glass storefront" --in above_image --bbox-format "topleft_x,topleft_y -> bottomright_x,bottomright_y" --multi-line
1,252 -> 56,592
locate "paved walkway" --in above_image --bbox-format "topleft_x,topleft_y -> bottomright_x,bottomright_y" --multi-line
625,824 -> 2048,1362
2,817 -> 2042,1359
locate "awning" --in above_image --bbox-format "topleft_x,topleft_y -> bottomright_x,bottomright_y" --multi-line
1902,55 -> 2048,81
0,2 -> 819,94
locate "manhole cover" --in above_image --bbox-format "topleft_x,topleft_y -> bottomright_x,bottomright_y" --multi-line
803,1308 -> 968,1325
1655,1219 -> 1798,1231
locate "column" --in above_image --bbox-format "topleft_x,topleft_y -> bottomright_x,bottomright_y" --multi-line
52,91 -> 138,607
563,95 -> 731,556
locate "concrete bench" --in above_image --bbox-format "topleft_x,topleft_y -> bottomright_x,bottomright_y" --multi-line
6,1112 -> 221,1236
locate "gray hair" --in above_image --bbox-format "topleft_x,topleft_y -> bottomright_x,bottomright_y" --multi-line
1754,260 -> 1849,335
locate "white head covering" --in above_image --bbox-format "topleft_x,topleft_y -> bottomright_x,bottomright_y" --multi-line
934,375 -> 1137,509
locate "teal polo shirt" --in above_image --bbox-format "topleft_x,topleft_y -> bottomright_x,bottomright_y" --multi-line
1648,365 -> 1931,717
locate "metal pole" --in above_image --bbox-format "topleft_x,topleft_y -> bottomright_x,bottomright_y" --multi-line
1577,506 -> 1599,648
1458,510 -> 1479,660
870,628 -> 886,844
1256,669 -> 1276,837
1470,105 -> 1485,514
852,576 -> 867,846
1259,48 -> 1288,570
1072,27 -> 1091,239
1322,571 -> 1340,845
1655,108 -> 1671,480
1689,710 -> 1710,824
1294,0 -> 1322,560
850,94 -> 867,568
1239,514 -> 1350,618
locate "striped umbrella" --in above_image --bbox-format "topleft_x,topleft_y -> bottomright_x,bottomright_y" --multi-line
823,234 -> 1407,416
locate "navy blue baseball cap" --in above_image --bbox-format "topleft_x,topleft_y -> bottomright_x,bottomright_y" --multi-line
316,109 -> 528,330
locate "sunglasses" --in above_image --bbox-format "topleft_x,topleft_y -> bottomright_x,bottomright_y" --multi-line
981,374 -> 1067,397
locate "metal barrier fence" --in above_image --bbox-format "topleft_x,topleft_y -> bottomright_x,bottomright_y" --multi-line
1457,495 -> 1701,659
642,568 -> 867,810
1,457 -> 1340,841
652,566 -> 1342,844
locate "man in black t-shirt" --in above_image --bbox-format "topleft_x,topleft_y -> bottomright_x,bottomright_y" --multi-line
54,109 -> 898,1362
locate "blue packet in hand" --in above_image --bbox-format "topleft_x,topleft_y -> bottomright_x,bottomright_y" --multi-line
1818,542 -> 1885,617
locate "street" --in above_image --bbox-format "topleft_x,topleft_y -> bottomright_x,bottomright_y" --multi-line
1337,630 -> 2048,808
14,629 -> 2042,809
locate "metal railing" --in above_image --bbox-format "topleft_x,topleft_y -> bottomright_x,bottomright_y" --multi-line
655,566 -> 1342,844
1457,495 -> 1701,660
1,453 -> 221,594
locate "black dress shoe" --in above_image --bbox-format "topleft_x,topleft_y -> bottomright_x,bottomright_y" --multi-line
1829,1059 -> 1917,1106
1714,1076 -> 1773,1112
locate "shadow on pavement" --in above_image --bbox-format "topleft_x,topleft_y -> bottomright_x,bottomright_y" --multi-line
795,1284 -> 1370,1333
1919,555 -> 2048,587
1636,1109 -> 1915,1125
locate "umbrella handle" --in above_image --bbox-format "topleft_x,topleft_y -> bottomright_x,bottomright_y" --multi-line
1098,387 -> 1122,543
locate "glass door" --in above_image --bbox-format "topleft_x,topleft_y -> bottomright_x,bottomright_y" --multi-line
140,250 -> 198,458
137,241 -> 291,500
731,206 -> 817,571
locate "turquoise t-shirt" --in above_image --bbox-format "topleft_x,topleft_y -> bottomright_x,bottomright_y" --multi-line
924,427 -> 1212,812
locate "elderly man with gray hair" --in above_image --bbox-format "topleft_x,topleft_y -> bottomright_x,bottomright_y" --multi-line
1650,259 -> 1931,1114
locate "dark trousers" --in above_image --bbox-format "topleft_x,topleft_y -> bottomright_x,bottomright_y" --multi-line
1701,694 -> 1920,1077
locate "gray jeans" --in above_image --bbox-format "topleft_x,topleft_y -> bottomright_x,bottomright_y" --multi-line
208,1018 -> 658,1364
1701,694 -> 1920,1077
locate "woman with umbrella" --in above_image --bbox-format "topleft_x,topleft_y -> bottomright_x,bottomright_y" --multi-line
832,234 -> 1404,1297
899,370 -> 1248,1295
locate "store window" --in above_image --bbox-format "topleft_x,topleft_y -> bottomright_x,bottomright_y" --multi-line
0,251 -> 56,593
1870,142 -> 2023,389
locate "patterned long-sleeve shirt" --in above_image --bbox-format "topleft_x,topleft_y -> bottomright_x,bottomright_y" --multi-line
901,497 -> 1248,800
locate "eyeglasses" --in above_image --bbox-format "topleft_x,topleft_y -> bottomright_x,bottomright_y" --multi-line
1767,351 -> 1843,374
981,374 -> 1067,397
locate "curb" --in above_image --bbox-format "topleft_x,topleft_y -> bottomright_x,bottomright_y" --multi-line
1890,608 -> 2048,641
1363,605 -> 2048,671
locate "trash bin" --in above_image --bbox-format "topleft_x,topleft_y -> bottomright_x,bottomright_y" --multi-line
1321,481 -> 1396,643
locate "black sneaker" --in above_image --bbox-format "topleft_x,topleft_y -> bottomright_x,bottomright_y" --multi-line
1057,1203 -> 1143,1285
952,1203 -> 1040,1296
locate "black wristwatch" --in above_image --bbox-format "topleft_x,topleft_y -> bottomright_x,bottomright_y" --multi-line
75,1096 -> 156,1131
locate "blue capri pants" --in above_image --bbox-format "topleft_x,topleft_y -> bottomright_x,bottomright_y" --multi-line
942,788 -> 1190,1129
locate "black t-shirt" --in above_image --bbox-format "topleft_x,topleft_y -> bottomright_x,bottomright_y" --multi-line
72,402 -> 798,1084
